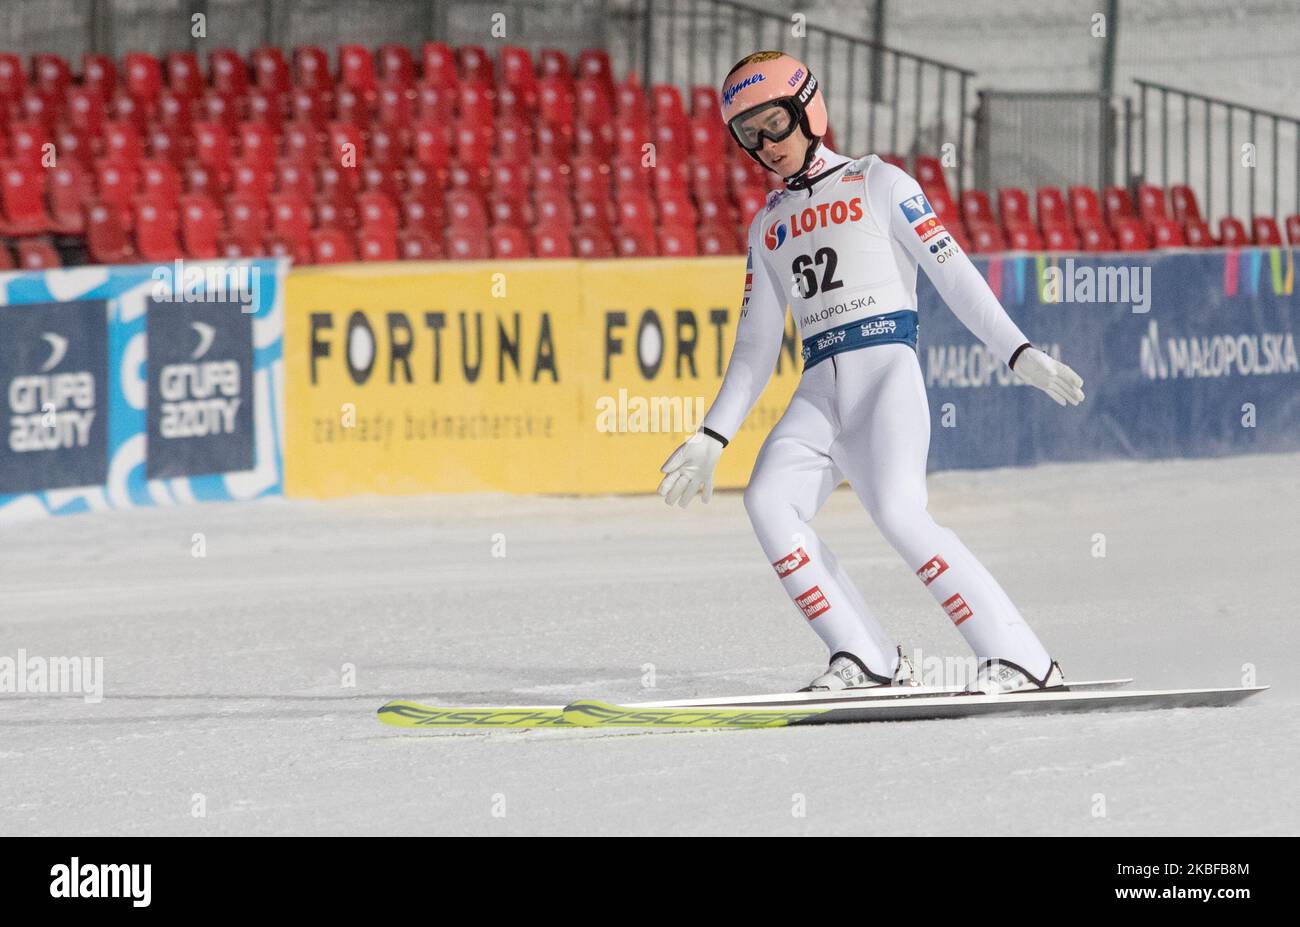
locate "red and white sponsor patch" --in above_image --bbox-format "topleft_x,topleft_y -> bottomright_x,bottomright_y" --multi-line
942,593 -> 973,626
772,547 -> 810,577
914,217 -> 946,243
915,554 -> 949,586
795,585 -> 830,620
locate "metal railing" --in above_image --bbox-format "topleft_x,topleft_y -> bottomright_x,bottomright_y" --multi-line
1135,79 -> 1300,225
630,0 -> 978,197
974,91 -> 1127,195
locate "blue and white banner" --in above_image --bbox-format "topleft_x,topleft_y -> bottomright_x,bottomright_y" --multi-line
920,247 -> 1299,470
0,260 -> 286,521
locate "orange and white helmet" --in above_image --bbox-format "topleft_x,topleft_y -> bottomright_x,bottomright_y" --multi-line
720,51 -> 828,168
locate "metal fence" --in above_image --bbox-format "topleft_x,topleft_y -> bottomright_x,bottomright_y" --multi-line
631,0 -> 977,196
973,91 -> 1128,195
1135,78 -> 1300,226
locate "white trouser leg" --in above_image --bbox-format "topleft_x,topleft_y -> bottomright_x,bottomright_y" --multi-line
743,369 -> 897,676
830,345 -> 1053,678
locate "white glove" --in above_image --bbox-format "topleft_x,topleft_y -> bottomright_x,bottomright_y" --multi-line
657,431 -> 725,507
1012,347 -> 1085,407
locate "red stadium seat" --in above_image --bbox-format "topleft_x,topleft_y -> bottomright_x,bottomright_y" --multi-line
224,193 -> 268,251
400,194 -> 443,237
573,225 -> 615,257
1,53 -> 28,100
538,49 -> 572,84
1136,184 -> 1168,226
123,52 -> 162,105
313,195 -> 357,231
997,188 -> 1035,230
193,120 -> 233,177
166,51 -> 203,98
689,85 -> 719,119
8,120 -> 52,166
1006,226 -> 1044,251
1,160 -> 49,234
531,224 -> 572,258
1102,186 -> 1137,225
615,227 -> 657,257
310,228 -> 356,264
95,159 -> 140,227
1114,217 -> 1151,251
1067,186 -> 1104,227
1285,215 -> 1300,245
209,48 -> 248,97
140,157 -> 182,204
446,189 -> 489,230
1036,187 -> 1072,230
1218,217 -> 1249,246
421,43 -> 457,88
33,54 -> 71,100
252,47 -> 290,93
376,82 -> 415,127
239,123 -> 278,169
1184,219 -> 1215,247
967,222 -> 1007,254
1078,223 -> 1115,252
445,229 -> 491,260
66,86 -> 107,137
358,227 -> 398,261
658,224 -> 698,256
1168,185 -> 1202,225
379,45 -> 416,87
697,222 -> 743,255
576,50 -> 613,88
399,230 -> 442,260
735,187 -> 768,223
269,193 -> 313,256
0,242 -> 14,270
1251,216 -> 1283,246
358,191 -> 399,236
294,46 -> 331,92
48,161 -> 93,233
84,201 -> 135,263
658,196 -> 696,229
81,53 -> 117,100
458,46 -> 494,85
339,45 -> 376,92
17,237 -> 61,269
180,194 -> 221,258
490,224 -> 532,258
1151,218 -> 1185,248
959,190 -> 996,227
1043,225 -> 1079,251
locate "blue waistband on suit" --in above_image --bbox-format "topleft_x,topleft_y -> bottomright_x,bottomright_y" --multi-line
801,309 -> 919,370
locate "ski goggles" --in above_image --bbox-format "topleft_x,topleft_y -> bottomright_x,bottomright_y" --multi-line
728,99 -> 802,151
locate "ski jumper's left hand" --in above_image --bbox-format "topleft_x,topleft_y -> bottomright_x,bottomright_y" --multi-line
1011,347 -> 1085,406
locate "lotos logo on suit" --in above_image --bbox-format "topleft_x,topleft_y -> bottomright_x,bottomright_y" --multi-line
764,219 -> 788,250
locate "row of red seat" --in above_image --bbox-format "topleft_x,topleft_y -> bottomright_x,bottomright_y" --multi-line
910,155 -> 1298,251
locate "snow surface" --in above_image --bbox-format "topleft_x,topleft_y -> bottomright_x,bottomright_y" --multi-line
1,452 -> 1296,836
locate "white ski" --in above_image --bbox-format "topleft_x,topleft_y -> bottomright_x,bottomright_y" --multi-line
628,677 -> 1133,709
563,686 -> 1268,729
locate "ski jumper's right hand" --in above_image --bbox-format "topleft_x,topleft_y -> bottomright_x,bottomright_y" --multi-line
657,430 -> 726,507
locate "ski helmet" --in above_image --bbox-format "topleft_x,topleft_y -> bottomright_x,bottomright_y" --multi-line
720,51 -> 828,176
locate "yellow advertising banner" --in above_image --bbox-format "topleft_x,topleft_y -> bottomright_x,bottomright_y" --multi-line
284,257 -> 801,498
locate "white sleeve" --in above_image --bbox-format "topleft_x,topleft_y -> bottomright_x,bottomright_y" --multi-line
700,213 -> 789,442
873,165 -> 1031,366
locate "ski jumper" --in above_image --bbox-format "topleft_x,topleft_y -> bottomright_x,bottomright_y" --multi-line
702,145 -> 1052,680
